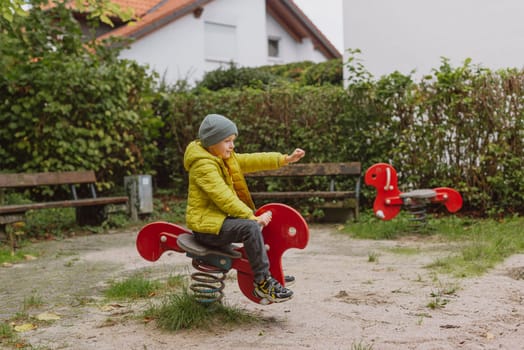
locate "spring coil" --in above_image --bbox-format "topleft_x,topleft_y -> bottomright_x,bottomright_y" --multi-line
189,258 -> 227,304
405,201 -> 429,233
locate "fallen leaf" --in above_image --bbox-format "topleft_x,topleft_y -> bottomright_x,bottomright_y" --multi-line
100,304 -> 124,312
109,303 -> 125,308
14,323 -> 37,332
100,305 -> 114,312
36,312 -> 61,321
485,332 -> 494,340
24,255 -> 37,261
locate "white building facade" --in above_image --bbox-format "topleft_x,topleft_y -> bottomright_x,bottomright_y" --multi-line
343,0 -> 524,81
103,0 -> 339,85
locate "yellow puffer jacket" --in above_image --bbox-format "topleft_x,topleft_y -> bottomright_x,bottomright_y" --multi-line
183,140 -> 287,234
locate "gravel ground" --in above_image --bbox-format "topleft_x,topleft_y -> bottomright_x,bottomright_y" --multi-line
1,224 -> 523,350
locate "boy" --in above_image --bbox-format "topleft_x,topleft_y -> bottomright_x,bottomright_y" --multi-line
183,114 -> 305,302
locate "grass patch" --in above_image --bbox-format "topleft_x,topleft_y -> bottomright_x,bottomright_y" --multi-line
25,208 -> 78,238
165,274 -> 186,289
104,274 -> 163,300
144,290 -> 260,332
1,312 -> 32,349
103,273 -> 260,333
351,340 -> 374,350
344,211 -> 524,278
427,295 -> 448,310
345,211 -> 417,239
2,307 -> 60,349
428,216 -> 524,277
103,273 -> 187,301
0,246 -> 31,265
367,251 -> 379,263
22,294 -> 44,310
0,322 -> 19,347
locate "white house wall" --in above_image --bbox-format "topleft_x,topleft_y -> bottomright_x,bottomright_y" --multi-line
119,0 -> 266,85
119,12 -> 203,84
203,0 -> 267,70
266,14 -> 325,65
119,0 -> 329,85
343,0 -> 524,81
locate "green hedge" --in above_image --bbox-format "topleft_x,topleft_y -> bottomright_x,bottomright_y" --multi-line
151,59 -> 523,216
393,60 -> 524,216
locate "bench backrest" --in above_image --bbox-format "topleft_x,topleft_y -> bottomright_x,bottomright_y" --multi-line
0,171 -> 97,188
245,162 -> 361,178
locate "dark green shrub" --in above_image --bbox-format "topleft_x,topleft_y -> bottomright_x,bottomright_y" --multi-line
0,0 -> 160,191
196,59 -> 342,91
259,61 -> 315,82
196,63 -> 284,91
301,58 -> 343,86
153,56 -> 523,216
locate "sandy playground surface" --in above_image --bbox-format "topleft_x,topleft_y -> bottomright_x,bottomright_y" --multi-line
1,223 -> 524,350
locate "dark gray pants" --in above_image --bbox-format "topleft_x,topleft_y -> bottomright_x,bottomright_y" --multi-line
192,218 -> 269,283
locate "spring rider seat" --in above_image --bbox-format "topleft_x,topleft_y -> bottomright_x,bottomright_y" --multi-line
136,203 -> 309,305
365,163 -> 463,229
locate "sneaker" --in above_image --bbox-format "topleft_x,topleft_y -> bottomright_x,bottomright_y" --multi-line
253,276 -> 293,303
284,275 -> 295,286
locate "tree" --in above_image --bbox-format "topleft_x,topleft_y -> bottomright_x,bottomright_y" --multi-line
0,0 -> 159,187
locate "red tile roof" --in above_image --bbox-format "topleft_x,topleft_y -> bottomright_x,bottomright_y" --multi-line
98,0 -> 210,40
112,0 -> 161,17
108,0 -> 194,18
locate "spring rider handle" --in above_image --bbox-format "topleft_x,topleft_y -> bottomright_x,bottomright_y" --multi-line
234,203 -> 309,304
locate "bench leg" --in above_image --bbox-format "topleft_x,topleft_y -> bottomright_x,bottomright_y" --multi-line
1,222 -> 20,256
76,206 -> 107,226
9,230 -> 16,256
0,224 -> 10,254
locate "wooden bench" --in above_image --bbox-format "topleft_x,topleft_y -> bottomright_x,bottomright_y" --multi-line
0,171 -> 129,247
245,162 -> 361,222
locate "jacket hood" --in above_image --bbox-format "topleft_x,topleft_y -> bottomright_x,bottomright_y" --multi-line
184,140 -> 216,171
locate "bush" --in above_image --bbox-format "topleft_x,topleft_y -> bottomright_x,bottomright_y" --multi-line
0,0 -> 160,191
196,63 -> 285,91
195,59 -> 342,91
152,58 -> 524,216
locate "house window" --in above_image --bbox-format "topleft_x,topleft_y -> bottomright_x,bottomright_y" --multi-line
205,21 -> 237,63
268,37 -> 280,57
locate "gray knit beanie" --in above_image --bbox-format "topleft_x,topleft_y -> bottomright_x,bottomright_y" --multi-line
198,114 -> 238,147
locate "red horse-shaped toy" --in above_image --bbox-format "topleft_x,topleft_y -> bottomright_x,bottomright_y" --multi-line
136,203 -> 309,304
365,163 -> 463,220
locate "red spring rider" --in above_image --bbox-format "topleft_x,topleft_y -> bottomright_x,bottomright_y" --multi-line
136,202 -> 309,305
365,163 -> 463,220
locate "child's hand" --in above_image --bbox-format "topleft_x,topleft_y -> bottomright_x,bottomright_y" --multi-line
256,211 -> 272,227
286,148 -> 305,164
